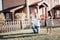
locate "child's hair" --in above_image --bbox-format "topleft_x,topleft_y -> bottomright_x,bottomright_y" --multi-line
48,11 -> 51,16
48,11 -> 52,19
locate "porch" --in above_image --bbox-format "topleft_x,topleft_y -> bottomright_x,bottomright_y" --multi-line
0,1 -> 48,33
49,5 -> 60,26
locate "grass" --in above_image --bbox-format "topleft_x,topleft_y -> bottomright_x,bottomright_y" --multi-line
41,26 -> 60,28
0,27 -> 60,40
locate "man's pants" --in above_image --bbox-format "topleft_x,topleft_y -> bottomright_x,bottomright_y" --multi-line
32,25 -> 40,33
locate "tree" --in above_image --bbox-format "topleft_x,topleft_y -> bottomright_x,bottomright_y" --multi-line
0,12 -> 5,21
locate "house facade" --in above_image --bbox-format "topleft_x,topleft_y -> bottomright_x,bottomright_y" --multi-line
14,1 -> 48,26
0,0 -> 60,27
0,0 -> 48,27
0,0 -> 60,32
0,0 -> 42,20
0,0 -> 25,20
44,0 -> 60,26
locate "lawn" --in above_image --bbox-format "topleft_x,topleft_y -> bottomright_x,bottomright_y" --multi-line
0,27 -> 60,40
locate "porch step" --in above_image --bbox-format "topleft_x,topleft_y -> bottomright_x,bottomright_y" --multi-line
0,29 -> 33,35
0,28 -> 60,36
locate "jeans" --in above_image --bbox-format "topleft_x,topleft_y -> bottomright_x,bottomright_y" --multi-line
32,25 -> 40,33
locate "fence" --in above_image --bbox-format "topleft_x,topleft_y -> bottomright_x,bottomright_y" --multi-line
0,19 -> 31,33
53,19 -> 60,26
1,18 -> 60,33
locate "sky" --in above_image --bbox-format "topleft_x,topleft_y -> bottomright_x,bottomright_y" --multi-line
0,0 -> 2,11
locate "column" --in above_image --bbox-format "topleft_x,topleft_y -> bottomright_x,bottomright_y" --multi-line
45,7 -> 48,26
45,7 -> 48,16
26,0 -> 30,19
12,12 -> 14,20
50,0 -> 53,9
46,8 -> 48,17
37,5 -> 40,18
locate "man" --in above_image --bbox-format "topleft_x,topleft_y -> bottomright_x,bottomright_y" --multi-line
31,13 -> 40,34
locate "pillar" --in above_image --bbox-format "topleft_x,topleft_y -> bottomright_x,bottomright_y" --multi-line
37,5 -> 40,18
26,0 -> 30,19
50,0 -> 52,9
45,7 -> 48,26
12,12 -> 14,20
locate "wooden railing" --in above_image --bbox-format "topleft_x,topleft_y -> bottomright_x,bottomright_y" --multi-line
0,19 -> 31,33
0,18 -> 60,33
0,20 -> 21,33
53,19 -> 60,26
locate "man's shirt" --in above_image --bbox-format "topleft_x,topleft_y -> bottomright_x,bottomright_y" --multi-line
32,17 -> 40,26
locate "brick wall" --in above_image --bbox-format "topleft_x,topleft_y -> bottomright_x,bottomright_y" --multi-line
29,0 -> 42,5
3,0 -> 25,10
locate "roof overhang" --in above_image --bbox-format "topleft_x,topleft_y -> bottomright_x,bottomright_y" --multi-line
10,5 -> 24,12
48,5 -> 60,11
38,1 -> 48,7
53,5 -> 60,10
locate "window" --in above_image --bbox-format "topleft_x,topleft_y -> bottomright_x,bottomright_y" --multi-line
34,9 -> 38,14
56,10 -> 60,18
6,13 -> 11,20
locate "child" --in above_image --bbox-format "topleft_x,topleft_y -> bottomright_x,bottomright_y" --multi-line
46,11 -> 53,34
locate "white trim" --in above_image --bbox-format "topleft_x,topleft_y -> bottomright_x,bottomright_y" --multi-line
10,5 -> 24,12
0,0 -> 2,11
26,0 -> 30,19
38,1 -> 48,6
